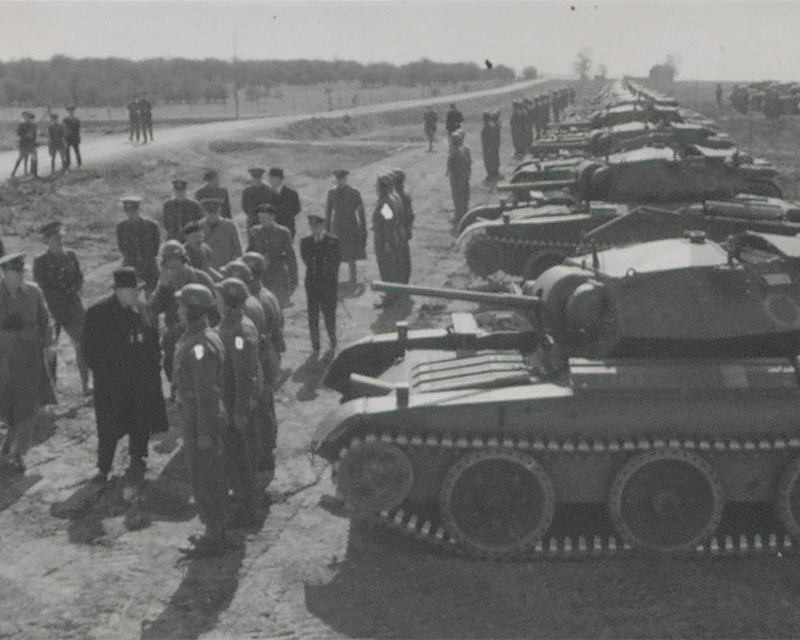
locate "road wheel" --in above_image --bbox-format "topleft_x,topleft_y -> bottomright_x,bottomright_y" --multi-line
745,181 -> 783,198
440,449 -> 555,559
523,252 -> 566,280
777,456 -> 800,540
337,441 -> 414,512
609,449 -> 723,553
464,232 -> 503,277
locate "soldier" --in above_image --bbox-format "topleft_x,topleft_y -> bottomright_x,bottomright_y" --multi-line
127,99 -> 140,142
241,167 -> 270,228
116,196 -> 160,295
200,198 -> 242,269
47,113 -> 67,175
265,167 -> 302,238
300,213 -> 341,355
81,268 -> 167,483
163,179 -> 202,242
63,106 -> 81,168
11,111 -> 38,179
220,260 -> 278,476
423,106 -> 438,152
246,203 -> 297,308
522,98 -> 534,149
239,252 -> 285,370
149,241 -> 218,383
510,101 -> 527,157
324,169 -> 366,289
447,129 -> 472,225
372,172 -> 406,308
216,277 -> 263,525
172,283 -> 229,557
33,221 -> 90,395
183,221 -> 217,278
0,253 -> 56,474
445,103 -> 463,135
195,170 -> 231,219
138,96 -> 153,143
481,111 -> 501,182
391,168 -> 414,285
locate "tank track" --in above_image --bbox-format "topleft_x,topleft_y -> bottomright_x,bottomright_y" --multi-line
337,431 -> 800,560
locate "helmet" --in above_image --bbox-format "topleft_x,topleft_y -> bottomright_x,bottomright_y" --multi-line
217,277 -> 250,306
221,260 -> 253,283
160,240 -> 187,264
241,252 -> 267,278
175,283 -> 215,310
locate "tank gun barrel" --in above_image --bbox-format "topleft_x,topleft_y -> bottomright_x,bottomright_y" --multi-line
497,180 -> 574,192
372,281 -> 541,310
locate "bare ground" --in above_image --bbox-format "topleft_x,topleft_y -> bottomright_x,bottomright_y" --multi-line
3,79 -> 800,639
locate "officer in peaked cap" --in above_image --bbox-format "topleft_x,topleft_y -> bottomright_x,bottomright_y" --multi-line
182,220 -> 215,276
172,282 -> 229,557
11,111 -> 38,179
325,168 -> 366,289
63,106 -> 81,169
242,168 -> 270,228
300,212 -> 340,355
200,197 -> 242,269
265,167 -> 302,238
163,178 -> 202,241
116,195 -> 160,295
33,219 -> 90,394
81,267 -> 166,483
194,169 -> 231,219
246,203 -> 297,308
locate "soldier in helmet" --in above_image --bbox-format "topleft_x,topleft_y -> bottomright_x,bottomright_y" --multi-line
372,172 -> 406,308
33,220 -> 90,395
246,203 -> 297,308
391,169 -> 413,284
163,179 -> 202,242
116,196 -> 160,296
481,110 -> 502,181
216,277 -> 264,524
149,240 -> 218,383
173,283 -> 229,557
240,252 -> 285,368
510,101 -> 527,157
0,253 -> 56,474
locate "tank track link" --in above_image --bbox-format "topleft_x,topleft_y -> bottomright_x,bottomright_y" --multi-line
337,431 -> 800,560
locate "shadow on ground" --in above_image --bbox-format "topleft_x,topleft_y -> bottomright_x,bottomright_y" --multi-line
370,296 -> 414,334
305,518 -> 800,639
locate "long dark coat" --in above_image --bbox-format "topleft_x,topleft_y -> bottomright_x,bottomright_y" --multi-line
82,294 -> 168,441
325,185 -> 366,261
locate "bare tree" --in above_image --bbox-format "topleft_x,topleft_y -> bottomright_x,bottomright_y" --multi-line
573,48 -> 593,81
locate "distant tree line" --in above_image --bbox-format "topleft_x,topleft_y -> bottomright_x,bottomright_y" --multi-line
0,56 -> 516,107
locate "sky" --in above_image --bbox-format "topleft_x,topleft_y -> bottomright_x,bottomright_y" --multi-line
1,0 -> 800,82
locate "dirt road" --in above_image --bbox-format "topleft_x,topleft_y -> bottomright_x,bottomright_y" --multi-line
3,79 -> 800,640
0,77 -> 547,178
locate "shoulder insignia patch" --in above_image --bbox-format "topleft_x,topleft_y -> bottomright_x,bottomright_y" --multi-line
235,336 -> 245,351
193,344 -> 205,360
380,203 -> 394,220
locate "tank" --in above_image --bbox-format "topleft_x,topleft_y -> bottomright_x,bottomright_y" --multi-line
314,233 -> 800,559
459,195 -> 800,279
504,146 -> 781,206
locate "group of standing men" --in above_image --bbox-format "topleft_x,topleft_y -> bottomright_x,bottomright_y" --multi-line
11,107 -> 82,178
127,96 -> 154,143
510,88 -> 575,158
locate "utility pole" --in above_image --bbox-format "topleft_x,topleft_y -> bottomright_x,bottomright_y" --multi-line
233,31 -> 240,119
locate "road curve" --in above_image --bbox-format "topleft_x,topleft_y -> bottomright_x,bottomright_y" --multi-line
1,77 -> 554,177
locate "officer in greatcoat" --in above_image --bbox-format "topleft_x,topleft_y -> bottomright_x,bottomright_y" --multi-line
0,253 -> 56,473
195,170 -> 231,219
33,221 -> 90,394
200,197 -> 242,270
81,268 -> 167,482
163,179 -> 202,242
116,195 -> 161,295
246,203 -> 298,308
173,283 -> 229,557
300,213 -> 341,354
241,167 -> 270,228
324,169 -> 366,288
265,167 -> 302,238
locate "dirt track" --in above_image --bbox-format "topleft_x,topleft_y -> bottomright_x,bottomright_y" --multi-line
3,79 -> 800,639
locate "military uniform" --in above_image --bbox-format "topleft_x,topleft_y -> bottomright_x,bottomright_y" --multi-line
81,270 -> 167,478
138,98 -> 153,143
33,240 -> 89,388
373,181 -> 408,304
300,228 -> 340,352
246,222 -> 298,308
173,294 -> 227,549
195,184 -> 231,219
163,197 -> 202,242
325,182 -> 366,262
445,105 -> 464,134
265,185 -> 302,238
201,216 -> 242,269
447,135 -> 472,224
0,255 -> 56,469
12,116 -> 38,178
481,112 -> 501,181
47,118 -> 67,173
241,182 -> 271,228
117,214 -> 160,294
127,101 -> 140,141
150,264 -> 218,381
423,108 -> 438,152
63,109 -> 81,168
